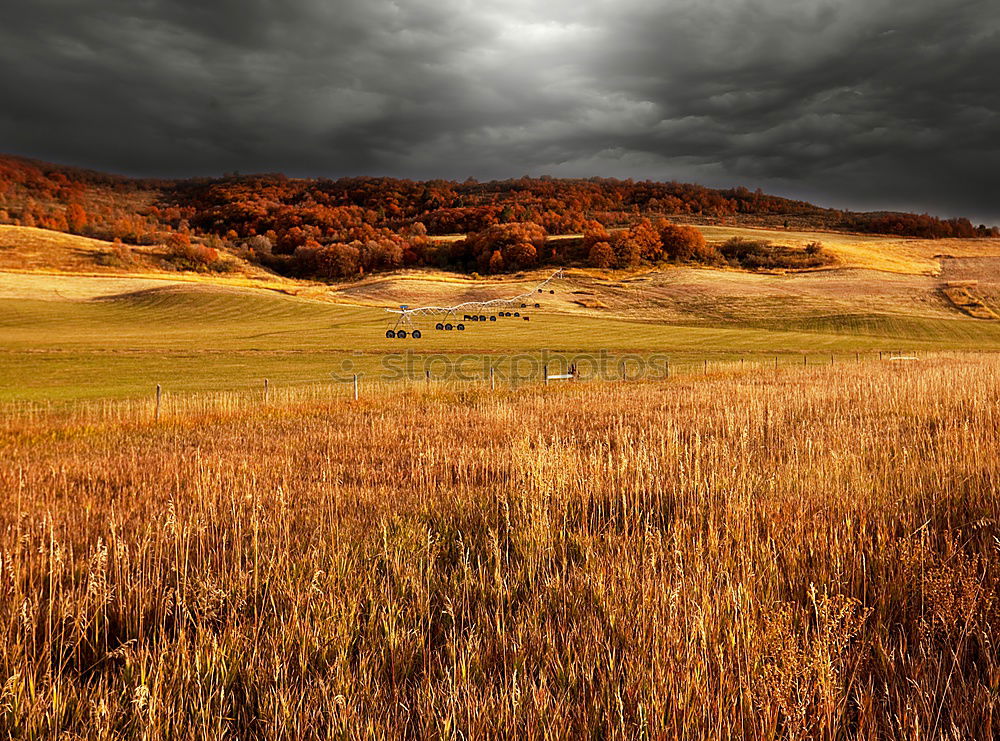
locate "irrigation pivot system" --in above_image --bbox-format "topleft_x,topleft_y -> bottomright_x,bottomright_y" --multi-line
384,269 -> 564,338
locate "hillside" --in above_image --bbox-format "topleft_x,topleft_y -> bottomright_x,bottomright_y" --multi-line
3,227 -> 1000,402
3,154 -> 1000,403
2,154 -> 998,286
0,224 -> 308,292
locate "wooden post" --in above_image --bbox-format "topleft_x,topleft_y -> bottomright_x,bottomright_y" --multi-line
855,352 -> 859,363
620,361 -> 625,382
544,364 -> 549,386
665,359 -> 670,379
775,356 -> 778,369
703,358 -> 707,374
741,357 -> 744,370
264,378 -> 269,403
803,354 -> 806,366
353,374 -> 359,401
490,366 -> 495,391
425,369 -> 430,386
879,351 -> 883,360
831,354 -> 834,365
155,384 -> 161,421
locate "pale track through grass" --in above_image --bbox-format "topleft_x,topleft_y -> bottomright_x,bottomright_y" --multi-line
1,356 -> 998,738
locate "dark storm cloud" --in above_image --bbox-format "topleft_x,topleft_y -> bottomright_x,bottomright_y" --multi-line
1,0 -> 998,222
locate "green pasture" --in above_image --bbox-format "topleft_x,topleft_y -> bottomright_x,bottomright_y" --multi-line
3,286 -> 1000,402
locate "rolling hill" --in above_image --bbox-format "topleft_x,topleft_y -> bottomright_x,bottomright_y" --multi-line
2,153 -> 999,402
2,218 -> 1000,402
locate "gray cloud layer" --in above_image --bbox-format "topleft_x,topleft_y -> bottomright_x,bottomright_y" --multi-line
1,0 -> 998,222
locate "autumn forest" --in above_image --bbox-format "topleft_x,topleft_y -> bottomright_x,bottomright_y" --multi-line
1,154 -> 996,280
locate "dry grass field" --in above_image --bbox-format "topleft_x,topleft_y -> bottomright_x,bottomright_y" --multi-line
0,225 -> 156,274
2,356 -> 999,738
0,225 -> 301,293
694,224 -> 1000,276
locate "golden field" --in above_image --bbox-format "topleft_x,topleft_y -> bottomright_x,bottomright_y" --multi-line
2,356 -> 998,738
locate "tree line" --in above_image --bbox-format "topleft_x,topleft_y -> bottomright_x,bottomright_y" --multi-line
0,154 -> 995,279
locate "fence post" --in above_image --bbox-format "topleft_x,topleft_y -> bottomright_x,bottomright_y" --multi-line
264,378 -> 269,403
544,364 -> 549,386
620,361 -> 626,382
425,369 -> 430,386
665,359 -> 670,379
856,352 -> 859,363
490,366 -> 495,391
775,356 -> 778,369
879,351 -> 883,360
831,354 -> 835,365
155,384 -> 161,421
704,358 -> 708,374
353,374 -> 359,401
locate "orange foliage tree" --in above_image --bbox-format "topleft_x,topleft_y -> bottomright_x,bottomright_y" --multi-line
465,222 -> 547,273
588,241 -> 615,268
657,220 -> 721,263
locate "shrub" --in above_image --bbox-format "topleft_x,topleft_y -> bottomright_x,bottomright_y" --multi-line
245,234 -> 273,256
360,238 -> 404,272
488,250 -> 504,273
720,238 -> 835,270
314,242 -> 362,279
165,232 -> 224,272
94,239 -> 137,269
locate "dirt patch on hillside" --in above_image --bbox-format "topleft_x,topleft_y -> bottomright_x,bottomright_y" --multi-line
572,298 -> 608,309
941,283 -> 996,319
939,257 -> 1000,318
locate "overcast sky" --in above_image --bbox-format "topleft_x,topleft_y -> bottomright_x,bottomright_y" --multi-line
1,0 -> 998,223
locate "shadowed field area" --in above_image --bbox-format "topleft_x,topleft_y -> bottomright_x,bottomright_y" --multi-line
2,357 -> 998,738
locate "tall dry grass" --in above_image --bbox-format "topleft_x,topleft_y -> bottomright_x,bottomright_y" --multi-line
1,357 -> 998,739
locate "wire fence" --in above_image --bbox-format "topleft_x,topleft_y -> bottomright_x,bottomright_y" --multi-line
2,348 -> 970,431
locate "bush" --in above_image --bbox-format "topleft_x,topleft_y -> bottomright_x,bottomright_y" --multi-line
488,250 -> 504,273
720,238 -> 835,270
686,240 -> 724,265
244,234 -> 273,257
165,233 -> 225,272
305,242 -> 361,279
360,238 -> 403,272
94,239 -> 137,269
